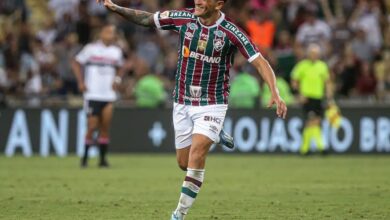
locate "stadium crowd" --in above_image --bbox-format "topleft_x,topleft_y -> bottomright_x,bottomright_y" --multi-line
0,0 -> 390,108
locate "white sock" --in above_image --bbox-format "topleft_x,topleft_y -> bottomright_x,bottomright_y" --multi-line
175,168 -> 205,215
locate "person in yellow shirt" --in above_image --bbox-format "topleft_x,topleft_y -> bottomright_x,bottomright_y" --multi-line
291,44 -> 333,155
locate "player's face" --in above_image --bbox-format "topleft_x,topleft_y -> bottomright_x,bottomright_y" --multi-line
100,25 -> 116,45
194,0 -> 224,18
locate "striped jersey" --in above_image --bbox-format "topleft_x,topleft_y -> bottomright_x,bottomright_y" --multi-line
153,8 -> 260,106
75,41 -> 123,102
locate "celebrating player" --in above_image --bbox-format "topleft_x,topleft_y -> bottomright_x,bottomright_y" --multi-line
96,0 -> 287,219
71,24 -> 124,168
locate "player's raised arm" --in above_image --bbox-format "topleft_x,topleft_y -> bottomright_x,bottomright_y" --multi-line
97,0 -> 155,27
251,55 -> 288,119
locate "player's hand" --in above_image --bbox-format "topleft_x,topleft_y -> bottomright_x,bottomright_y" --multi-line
78,82 -> 87,92
96,0 -> 116,11
267,94 -> 288,119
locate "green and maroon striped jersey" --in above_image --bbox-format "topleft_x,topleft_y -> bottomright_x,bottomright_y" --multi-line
154,8 -> 260,106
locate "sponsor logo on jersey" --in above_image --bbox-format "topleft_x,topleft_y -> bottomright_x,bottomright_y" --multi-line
214,30 -> 225,38
225,23 -> 249,45
171,11 -> 194,18
213,38 -> 225,51
182,46 -> 221,64
185,32 -> 194,40
201,33 -> 209,40
197,40 -> 207,51
160,11 -> 170,19
190,85 -> 202,98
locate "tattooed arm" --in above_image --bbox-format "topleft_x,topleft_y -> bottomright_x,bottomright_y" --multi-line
97,0 -> 155,27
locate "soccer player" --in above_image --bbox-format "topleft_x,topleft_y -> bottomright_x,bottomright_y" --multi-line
96,0 -> 287,219
71,24 -> 124,168
291,44 -> 333,155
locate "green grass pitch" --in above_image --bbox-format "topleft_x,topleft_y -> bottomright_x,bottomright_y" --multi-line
1,154 -> 390,220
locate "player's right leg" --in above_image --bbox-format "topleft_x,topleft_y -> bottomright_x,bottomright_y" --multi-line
98,102 -> 113,167
82,100 -> 100,167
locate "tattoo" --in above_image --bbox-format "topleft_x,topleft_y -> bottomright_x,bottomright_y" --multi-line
112,5 -> 154,27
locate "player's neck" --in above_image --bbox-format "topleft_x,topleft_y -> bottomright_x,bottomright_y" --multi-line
199,11 -> 221,26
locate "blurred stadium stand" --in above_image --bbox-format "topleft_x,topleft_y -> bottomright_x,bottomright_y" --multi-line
0,0 -> 390,108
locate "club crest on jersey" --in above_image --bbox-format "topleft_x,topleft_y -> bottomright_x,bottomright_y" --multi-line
187,23 -> 198,30
198,40 -> 207,51
213,38 -> 225,51
190,85 -> 202,98
160,11 -> 170,19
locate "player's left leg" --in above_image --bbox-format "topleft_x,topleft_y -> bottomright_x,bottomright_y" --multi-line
98,102 -> 113,167
171,104 -> 227,219
172,134 -> 213,219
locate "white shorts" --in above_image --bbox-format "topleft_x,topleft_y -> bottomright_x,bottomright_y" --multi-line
173,103 -> 228,149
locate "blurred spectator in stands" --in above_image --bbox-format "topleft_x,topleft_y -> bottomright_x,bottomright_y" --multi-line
0,0 -> 28,22
76,0 -> 92,45
48,0 -> 79,22
349,0 -> 383,51
229,72 -> 260,109
355,62 -> 377,98
133,58 -> 166,108
333,44 -> 360,97
375,51 -> 390,102
320,0 -> 352,60
57,13 -> 76,40
135,32 -> 161,73
246,9 -> 275,55
24,69 -> 42,106
272,30 -> 296,82
55,32 -> 82,96
261,75 -> 294,108
295,8 -> 331,59
36,19 -> 58,48
351,29 -> 376,62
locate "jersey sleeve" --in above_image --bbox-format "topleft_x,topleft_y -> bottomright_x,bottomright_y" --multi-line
153,9 -> 193,31
228,24 -> 260,63
75,44 -> 92,65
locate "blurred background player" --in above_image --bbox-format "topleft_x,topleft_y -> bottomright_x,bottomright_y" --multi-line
291,43 -> 333,155
71,24 -> 124,167
97,0 -> 287,219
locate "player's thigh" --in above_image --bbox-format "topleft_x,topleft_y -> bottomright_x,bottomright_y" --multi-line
100,102 -> 114,131
84,100 -> 100,131
173,103 -> 193,149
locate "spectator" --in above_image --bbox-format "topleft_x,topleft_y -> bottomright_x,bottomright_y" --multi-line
349,0 -> 383,50
246,10 -> 275,54
134,59 -> 166,108
355,61 -> 377,97
350,29 -> 376,62
229,72 -> 260,109
295,9 -> 331,58
54,32 -> 82,96
262,75 -> 295,108
272,30 -> 296,82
